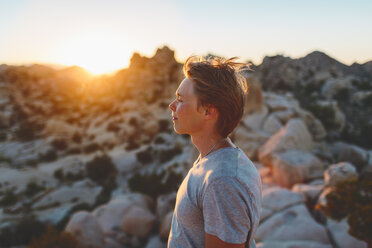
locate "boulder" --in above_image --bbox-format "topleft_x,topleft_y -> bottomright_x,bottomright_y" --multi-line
257,240 -> 332,248
264,93 -> 295,111
241,105 -> 269,130
327,218 -> 367,248
258,119 -> 313,167
65,211 -> 104,248
145,236 -> 167,248
233,126 -> 270,160
156,192 -> 176,220
329,142 -> 369,170
255,204 -> 330,245
120,205 -> 156,239
295,108 -> 327,141
262,114 -> 283,135
317,186 -> 333,210
321,78 -> 352,99
272,109 -> 295,124
314,100 -> 346,132
93,193 -> 151,233
260,187 -> 304,221
324,162 -> 358,186
270,149 -> 324,188
159,211 -> 173,240
292,182 -> 324,202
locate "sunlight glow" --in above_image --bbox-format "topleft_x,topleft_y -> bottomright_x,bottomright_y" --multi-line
55,32 -> 132,75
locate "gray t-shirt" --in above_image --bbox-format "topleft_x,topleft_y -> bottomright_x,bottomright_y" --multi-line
168,147 -> 262,248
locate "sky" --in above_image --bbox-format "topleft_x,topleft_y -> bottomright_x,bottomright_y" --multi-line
1,0 -> 372,74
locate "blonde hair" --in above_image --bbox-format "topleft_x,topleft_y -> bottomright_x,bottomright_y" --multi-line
183,56 -> 249,137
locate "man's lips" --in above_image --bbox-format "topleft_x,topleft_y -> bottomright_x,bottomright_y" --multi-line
172,116 -> 178,120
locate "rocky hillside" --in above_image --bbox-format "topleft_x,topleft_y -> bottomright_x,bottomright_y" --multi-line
0,47 -> 370,248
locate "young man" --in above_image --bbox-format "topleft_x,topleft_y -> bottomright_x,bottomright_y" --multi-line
167,56 -> 262,248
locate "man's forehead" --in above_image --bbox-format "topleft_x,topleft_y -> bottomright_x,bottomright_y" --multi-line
176,78 -> 193,96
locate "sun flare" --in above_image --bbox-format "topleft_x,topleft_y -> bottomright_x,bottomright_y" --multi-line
56,32 -> 132,75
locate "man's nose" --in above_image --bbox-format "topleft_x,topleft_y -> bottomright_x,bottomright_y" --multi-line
169,99 -> 176,111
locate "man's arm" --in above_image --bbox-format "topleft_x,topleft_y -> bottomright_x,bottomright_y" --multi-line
205,233 -> 245,248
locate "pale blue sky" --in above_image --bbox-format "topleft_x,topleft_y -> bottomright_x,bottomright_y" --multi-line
1,0 -> 371,74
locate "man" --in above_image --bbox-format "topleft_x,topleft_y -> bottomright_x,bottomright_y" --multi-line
167,56 -> 262,248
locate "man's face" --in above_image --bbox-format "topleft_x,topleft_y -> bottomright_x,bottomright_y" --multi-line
169,78 -> 205,135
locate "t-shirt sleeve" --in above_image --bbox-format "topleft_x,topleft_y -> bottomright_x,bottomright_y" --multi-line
202,176 -> 252,244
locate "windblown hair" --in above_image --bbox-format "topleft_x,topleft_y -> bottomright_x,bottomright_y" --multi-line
183,56 -> 249,138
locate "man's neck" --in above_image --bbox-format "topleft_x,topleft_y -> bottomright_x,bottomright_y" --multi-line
191,133 -> 228,158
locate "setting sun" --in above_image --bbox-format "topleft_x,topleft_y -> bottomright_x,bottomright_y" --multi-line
55,32 -> 132,75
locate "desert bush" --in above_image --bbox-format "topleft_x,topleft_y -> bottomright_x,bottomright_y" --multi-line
25,182 -> 45,197
128,168 -> 182,198
72,132 -> 82,144
83,142 -> 101,153
26,159 -> 38,167
0,216 -> 46,247
51,138 -> 68,150
0,131 -> 7,142
0,189 -> 17,206
159,146 -> 182,163
0,154 -> 12,164
129,116 -> 138,127
38,149 -> 58,162
85,154 -> 117,185
126,136 -> 140,151
136,147 -> 154,165
307,103 -> 336,130
15,120 -> 44,141
53,168 -> 64,181
334,88 -> 351,102
362,94 -> 372,107
154,135 -> 166,144
106,120 -> 120,132
318,173 -> 372,246
158,119 -> 170,133
28,225 -> 79,248
66,147 -> 82,155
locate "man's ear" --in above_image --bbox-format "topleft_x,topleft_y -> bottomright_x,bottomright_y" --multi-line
204,105 -> 218,120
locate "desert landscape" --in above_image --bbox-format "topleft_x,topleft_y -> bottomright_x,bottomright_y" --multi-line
0,46 -> 371,248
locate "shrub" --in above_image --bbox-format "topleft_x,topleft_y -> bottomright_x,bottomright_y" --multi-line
0,131 -> 7,142
28,225 -> 79,248
0,154 -> 12,164
106,121 -> 120,132
334,88 -> 350,102
0,216 -> 46,247
159,146 -> 182,163
307,103 -> 336,130
83,143 -> 101,153
154,136 -> 166,144
15,120 -> 44,141
136,147 -> 154,164
51,138 -> 68,150
85,154 -> 117,185
0,189 -> 18,206
129,117 -> 138,127
53,168 -> 64,181
39,149 -> 58,162
25,182 -> 45,197
126,136 -> 140,151
362,94 -> 372,107
318,173 -> 372,246
158,119 -> 170,133
128,168 -> 183,198
72,132 -> 82,144
66,147 -> 82,155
